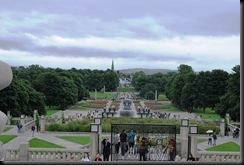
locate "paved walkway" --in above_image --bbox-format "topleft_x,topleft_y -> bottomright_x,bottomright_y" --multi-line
2,126 -> 240,151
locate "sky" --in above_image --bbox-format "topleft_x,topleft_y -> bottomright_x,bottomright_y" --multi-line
0,0 -> 240,73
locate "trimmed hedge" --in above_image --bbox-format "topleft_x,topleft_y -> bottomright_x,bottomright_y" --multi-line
45,118 -> 220,134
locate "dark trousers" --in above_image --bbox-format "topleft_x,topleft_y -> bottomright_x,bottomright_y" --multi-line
139,152 -> 146,161
103,154 -> 109,161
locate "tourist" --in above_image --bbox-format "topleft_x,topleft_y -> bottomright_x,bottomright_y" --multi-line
31,125 -> 35,137
175,152 -> 182,161
137,137 -> 149,161
187,153 -> 195,161
81,152 -> 91,161
212,133 -> 217,146
128,129 -> 136,154
102,137 -> 111,161
114,131 -> 120,154
94,153 -> 102,161
208,137 -> 212,145
119,130 -> 128,159
17,122 -> 22,133
168,137 -> 176,161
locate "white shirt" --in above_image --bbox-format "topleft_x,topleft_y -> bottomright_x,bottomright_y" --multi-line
81,157 -> 91,161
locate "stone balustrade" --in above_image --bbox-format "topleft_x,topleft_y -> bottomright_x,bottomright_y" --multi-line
23,120 -> 36,132
5,147 -> 90,162
197,151 -> 240,162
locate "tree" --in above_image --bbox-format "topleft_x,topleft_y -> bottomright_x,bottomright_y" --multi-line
177,64 -> 194,74
140,83 -> 157,99
215,65 -> 240,121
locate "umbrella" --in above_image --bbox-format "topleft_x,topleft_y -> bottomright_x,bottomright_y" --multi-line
206,130 -> 213,134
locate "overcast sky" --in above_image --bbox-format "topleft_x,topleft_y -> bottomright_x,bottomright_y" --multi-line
0,0 -> 240,72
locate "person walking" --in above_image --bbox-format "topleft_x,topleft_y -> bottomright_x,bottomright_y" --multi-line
137,137 -> 149,161
128,129 -> 136,154
102,137 -> 111,161
208,137 -> 212,145
31,125 -> 36,137
212,133 -> 217,146
119,130 -> 128,160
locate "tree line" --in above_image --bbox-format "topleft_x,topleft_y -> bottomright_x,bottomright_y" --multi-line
132,64 -> 240,121
0,65 -> 119,117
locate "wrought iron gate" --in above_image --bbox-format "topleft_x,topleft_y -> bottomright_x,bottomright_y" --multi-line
111,124 -> 176,161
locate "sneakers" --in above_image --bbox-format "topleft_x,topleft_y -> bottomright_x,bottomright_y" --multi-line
122,156 -> 124,160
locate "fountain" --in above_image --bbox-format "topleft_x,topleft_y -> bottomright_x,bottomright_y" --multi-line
116,99 -> 138,118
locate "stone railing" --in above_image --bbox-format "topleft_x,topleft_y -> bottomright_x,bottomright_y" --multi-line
23,120 -> 36,132
197,151 -> 240,162
4,147 -> 90,162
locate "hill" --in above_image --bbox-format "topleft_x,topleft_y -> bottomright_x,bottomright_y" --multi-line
117,68 -> 177,75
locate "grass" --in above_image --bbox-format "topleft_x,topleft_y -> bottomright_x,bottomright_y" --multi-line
144,101 -> 181,112
0,135 -> 17,144
46,110 -> 60,116
3,126 -> 13,132
71,100 -> 106,110
89,91 -> 115,99
29,138 -> 65,148
117,88 -> 134,92
195,113 -> 220,120
206,142 -> 240,152
56,136 -> 90,145
158,94 -> 169,101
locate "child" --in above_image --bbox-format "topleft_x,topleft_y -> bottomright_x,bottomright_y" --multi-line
208,137 -> 212,145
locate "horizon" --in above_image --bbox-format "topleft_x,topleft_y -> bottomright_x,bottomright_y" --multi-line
0,0 -> 240,73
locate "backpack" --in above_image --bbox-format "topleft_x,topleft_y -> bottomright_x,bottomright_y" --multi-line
128,132 -> 135,142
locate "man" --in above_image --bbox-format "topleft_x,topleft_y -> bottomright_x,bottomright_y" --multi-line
212,133 -> 217,146
102,137 -> 111,161
128,130 -> 136,154
119,130 -> 128,159
137,137 -> 148,161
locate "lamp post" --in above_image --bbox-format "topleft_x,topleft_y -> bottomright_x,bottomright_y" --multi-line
180,118 -> 189,159
90,123 -> 99,160
188,125 -> 198,158
94,117 -> 102,154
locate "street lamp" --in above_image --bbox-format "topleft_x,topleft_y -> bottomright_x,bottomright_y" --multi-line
189,125 -> 198,134
90,123 -> 99,132
181,118 -> 189,127
94,117 -> 102,125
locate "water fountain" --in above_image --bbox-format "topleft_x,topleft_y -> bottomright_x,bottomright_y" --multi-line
116,99 -> 138,118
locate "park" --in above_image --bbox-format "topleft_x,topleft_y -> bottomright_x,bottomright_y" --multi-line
0,61 -> 241,163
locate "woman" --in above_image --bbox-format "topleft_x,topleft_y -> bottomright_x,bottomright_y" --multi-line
81,152 -> 91,161
102,137 -> 111,161
94,153 -> 102,161
187,153 -> 195,161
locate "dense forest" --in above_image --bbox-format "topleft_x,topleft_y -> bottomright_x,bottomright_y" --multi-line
0,64 -> 240,122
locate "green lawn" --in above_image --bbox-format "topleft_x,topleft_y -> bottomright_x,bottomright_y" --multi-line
56,136 -> 90,145
3,126 -> 13,132
29,138 -> 65,148
158,94 -> 169,101
46,106 -> 60,110
46,110 -> 60,116
71,101 -> 102,110
89,91 -> 115,99
117,88 -> 134,92
206,142 -> 240,152
195,113 -> 220,120
0,135 -> 17,144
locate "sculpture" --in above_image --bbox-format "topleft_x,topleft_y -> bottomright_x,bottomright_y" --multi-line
0,60 -> 13,161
